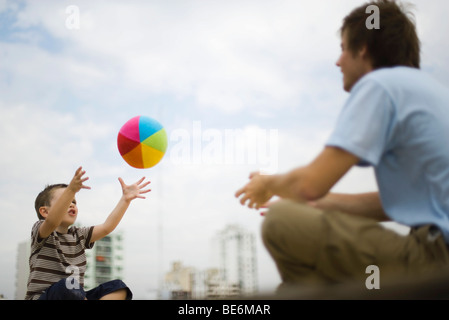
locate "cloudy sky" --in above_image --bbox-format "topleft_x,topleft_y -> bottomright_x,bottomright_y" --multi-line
1,0 -> 448,299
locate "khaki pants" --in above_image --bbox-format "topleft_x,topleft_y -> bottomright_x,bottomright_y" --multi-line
262,199 -> 449,288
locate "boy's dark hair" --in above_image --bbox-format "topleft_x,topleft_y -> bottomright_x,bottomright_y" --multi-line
35,184 -> 68,220
341,0 -> 420,69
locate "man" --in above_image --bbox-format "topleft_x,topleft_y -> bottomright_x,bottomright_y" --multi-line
235,0 -> 449,289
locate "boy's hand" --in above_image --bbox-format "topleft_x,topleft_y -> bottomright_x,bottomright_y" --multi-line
68,167 -> 91,193
119,177 -> 151,202
90,176 -> 152,243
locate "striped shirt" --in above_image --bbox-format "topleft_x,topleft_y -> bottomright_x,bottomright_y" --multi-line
25,220 -> 95,300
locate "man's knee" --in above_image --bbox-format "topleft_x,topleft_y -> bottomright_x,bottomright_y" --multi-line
262,199 -> 323,247
263,200 -> 316,229
262,200 -> 291,242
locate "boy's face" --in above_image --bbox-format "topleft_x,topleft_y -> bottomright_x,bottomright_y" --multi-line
336,29 -> 373,92
49,187 -> 78,227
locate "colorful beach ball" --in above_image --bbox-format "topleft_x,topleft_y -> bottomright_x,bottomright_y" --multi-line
117,115 -> 168,169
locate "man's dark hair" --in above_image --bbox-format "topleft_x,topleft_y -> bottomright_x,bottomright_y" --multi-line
341,0 -> 420,69
34,184 -> 68,220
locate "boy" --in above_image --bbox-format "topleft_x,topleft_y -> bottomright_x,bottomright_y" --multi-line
25,166 -> 151,300
236,0 -> 449,289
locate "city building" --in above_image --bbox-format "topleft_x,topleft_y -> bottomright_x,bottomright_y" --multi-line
211,224 -> 258,296
162,224 -> 258,299
162,261 -> 194,299
84,231 -> 125,290
15,239 -> 31,300
191,267 -> 240,299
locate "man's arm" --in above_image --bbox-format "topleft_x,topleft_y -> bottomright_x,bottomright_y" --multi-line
236,146 -> 359,209
90,177 -> 151,243
309,192 -> 390,221
271,146 -> 360,201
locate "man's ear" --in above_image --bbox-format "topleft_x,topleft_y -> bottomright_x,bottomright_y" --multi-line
360,45 -> 373,62
359,45 -> 374,70
359,45 -> 369,59
39,207 -> 49,219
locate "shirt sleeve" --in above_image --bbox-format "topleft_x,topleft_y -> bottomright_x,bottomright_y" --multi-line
75,226 -> 96,249
326,77 -> 396,166
30,220 -> 47,249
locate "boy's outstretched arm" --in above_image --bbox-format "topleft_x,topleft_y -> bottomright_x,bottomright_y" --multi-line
90,177 -> 151,243
39,167 -> 90,239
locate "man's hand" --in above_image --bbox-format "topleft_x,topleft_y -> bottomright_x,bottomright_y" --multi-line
259,199 -> 281,216
235,171 -> 274,210
119,177 -> 151,202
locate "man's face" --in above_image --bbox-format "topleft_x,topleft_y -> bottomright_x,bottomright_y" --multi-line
336,30 -> 373,92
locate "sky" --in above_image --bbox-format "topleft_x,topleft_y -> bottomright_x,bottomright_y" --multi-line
1,0 -> 448,300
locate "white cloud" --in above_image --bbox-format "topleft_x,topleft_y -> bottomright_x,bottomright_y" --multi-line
4,0 -> 359,113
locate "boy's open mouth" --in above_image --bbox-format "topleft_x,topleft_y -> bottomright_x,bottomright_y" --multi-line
68,209 -> 76,216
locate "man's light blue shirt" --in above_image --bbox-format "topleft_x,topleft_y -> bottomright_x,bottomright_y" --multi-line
327,66 -> 449,243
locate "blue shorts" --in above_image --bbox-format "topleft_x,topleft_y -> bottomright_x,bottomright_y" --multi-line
37,278 -> 133,300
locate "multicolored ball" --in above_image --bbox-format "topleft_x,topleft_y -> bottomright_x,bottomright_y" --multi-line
117,115 -> 167,169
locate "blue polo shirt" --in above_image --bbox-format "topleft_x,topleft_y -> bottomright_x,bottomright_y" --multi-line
327,66 -> 449,243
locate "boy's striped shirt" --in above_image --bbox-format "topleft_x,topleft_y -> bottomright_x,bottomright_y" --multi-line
25,220 -> 95,300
